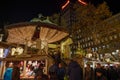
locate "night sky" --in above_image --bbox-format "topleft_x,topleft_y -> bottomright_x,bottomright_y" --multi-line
0,0 -> 120,28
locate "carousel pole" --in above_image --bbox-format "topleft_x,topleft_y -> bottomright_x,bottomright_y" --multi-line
36,39 -> 41,54
24,39 -> 28,55
35,25 -> 41,55
21,39 -> 31,57
0,61 -> 6,79
22,39 -> 28,77
0,61 -> 4,79
45,41 -> 48,74
23,60 -> 27,77
45,59 -> 48,74
45,41 -> 48,55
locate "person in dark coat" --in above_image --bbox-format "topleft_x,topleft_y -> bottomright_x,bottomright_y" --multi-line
67,60 -> 83,80
12,61 -> 21,80
57,62 -> 66,80
34,63 -> 44,80
49,61 -> 59,80
96,69 -> 107,80
94,63 -> 102,80
85,64 -> 93,80
109,66 -> 119,80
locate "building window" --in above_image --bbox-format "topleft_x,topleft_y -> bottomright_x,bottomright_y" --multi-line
106,45 -> 109,48
86,43 -> 88,47
90,36 -> 93,40
97,34 -> 100,38
109,36 -> 113,40
95,47 -> 98,51
88,37 -> 90,41
83,39 -> 85,42
73,46 -> 75,49
114,35 -> 117,39
88,42 -> 91,46
76,46 -> 77,49
85,38 -> 87,42
92,48 -> 95,52
119,33 -> 120,37
91,42 -> 94,45
97,40 -> 100,43
81,45 -> 83,48
83,45 -> 85,48
80,45 -> 82,48
105,37 -> 108,41
101,39 -> 104,42
99,46 -> 101,49
79,29 -> 81,32
102,45 -> 105,49
80,40 -> 82,43
79,35 -> 82,38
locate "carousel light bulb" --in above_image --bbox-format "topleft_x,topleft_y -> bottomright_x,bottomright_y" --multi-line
116,50 -> 119,53
112,52 -> 116,55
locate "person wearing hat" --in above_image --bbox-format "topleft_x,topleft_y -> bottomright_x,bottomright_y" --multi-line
96,69 -> 107,80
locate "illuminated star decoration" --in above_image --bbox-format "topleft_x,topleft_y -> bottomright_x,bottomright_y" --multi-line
78,0 -> 87,5
62,0 -> 87,10
62,0 -> 70,9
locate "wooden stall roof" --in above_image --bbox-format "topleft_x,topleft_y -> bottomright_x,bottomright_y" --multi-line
6,22 -> 69,44
6,22 -> 68,32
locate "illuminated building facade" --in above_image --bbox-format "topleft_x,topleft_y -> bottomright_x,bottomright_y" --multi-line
73,13 -> 120,56
60,0 -> 87,54
61,0 -> 120,56
60,0 -> 87,33
60,0 -> 75,33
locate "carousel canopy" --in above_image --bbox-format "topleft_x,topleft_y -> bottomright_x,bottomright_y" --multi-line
6,22 -> 69,45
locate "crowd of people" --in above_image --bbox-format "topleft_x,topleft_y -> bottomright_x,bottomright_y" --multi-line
85,63 -> 120,80
4,61 -> 20,80
3,59 -> 82,80
3,58 -> 120,80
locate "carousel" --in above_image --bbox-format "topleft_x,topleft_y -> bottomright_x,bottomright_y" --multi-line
0,16 -> 69,79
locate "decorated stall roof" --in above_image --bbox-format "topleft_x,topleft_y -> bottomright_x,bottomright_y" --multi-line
6,22 -> 69,44
0,21 -> 69,61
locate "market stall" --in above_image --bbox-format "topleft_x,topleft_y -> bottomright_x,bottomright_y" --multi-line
0,21 -> 69,79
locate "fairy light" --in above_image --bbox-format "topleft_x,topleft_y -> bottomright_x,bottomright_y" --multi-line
62,0 -> 70,10
78,0 -> 87,5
